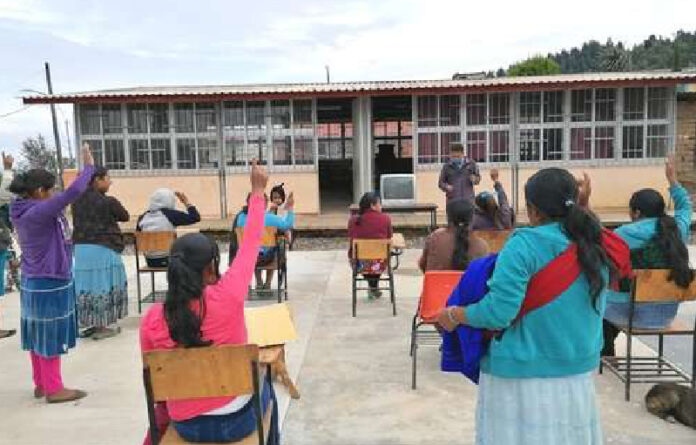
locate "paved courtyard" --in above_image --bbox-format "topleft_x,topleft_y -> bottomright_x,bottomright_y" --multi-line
0,248 -> 695,444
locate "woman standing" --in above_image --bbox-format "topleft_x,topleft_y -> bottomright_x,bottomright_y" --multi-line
0,152 -> 16,339
72,166 -> 130,340
10,144 -> 94,403
438,168 -> 629,444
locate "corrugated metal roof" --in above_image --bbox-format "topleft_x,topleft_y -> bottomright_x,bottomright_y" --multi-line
22,71 -> 696,104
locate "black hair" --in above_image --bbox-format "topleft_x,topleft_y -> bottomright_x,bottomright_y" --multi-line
270,183 -> 286,203
9,169 -> 56,197
525,168 -> 612,305
447,199 -> 474,271
90,166 -> 108,185
164,233 -> 220,347
629,189 -> 694,288
356,192 -> 380,226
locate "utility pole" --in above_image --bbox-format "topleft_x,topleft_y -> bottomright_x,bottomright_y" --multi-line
64,119 -> 73,166
45,62 -> 64,189
325,65 -> 330,84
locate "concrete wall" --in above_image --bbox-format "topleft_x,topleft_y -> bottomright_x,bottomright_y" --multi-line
676,96 -> 696,199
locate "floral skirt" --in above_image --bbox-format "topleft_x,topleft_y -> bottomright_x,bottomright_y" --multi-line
74,244 -> 128,329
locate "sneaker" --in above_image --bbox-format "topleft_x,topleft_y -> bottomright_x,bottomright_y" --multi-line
46,388 -> 88,404
368,289 -> 382,300
91,327 -> 121,341
0,329 -> 16,340
79,327 -> 97,339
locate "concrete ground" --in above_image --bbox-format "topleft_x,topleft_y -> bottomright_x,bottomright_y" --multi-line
0,249 -> 695,444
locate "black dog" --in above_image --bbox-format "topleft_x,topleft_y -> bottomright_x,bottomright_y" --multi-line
645,383 -> 696,429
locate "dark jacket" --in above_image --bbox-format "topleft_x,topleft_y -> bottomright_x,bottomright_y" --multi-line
438,158 -> 480,202
72,188 -> 130,253
472,182 -> 514,230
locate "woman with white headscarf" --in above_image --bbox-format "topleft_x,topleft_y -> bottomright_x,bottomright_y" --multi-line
136,189 -> 201,267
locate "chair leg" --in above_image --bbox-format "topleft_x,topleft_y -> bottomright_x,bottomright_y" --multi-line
352,275 -> 357,318
137,272 -> 142,314
409,316 -> 418,357
283,266 -> 288,301
658,334 -> 664,375
150,272 -> 155,302
277,269 -> 282,304
625,331 -> 632,402
389,272 -> 396,317
599,357 -> 603,374
411,341 -> 418,390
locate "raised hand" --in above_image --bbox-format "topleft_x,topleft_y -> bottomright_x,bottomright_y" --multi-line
250,159 -> 269,194
577,172 -> 592,208
2,152 -> 13,170
82,142 -> 94,166
490,168 -> 499,183
285,191 -> 295,209
174,191 -> 190,206
665,154 -> 677,186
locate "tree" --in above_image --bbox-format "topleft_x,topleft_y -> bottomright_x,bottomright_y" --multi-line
507,56 -> 561,76
19,135 -> 58,174
601,45 -> 630,72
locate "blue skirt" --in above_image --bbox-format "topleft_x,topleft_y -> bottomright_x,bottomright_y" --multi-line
20,277 -> 77,357
74,244 -> 128,328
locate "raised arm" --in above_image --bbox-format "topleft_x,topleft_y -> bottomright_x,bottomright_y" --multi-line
666,156 -> 692,241
494,182 -> 513,228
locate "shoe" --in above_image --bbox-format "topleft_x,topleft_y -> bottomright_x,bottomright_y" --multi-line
79,327 -> 97,339
34,387 -> 44,399
91,327 -> 121,341
368,289 -> 382,300
0,329 -> 16,339
46,388 -> 88,404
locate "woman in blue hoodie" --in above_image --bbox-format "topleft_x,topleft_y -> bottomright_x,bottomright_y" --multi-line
439,168 -> 616,445
602,157 -> 693,356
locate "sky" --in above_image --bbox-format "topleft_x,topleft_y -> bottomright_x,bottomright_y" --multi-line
0,0 -> 694,157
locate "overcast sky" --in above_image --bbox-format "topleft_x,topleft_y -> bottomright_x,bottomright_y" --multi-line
0,0 -> 694,156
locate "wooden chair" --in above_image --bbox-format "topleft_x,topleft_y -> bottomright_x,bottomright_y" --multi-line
410,271 -> 463,390
142,344 -> 273,445
235,227 -> 288,303
472,229 -> 512,253
135,231 -> 176,313
600,269 -> 696,401
390,233 -> 406,271
351,239 -> 396,317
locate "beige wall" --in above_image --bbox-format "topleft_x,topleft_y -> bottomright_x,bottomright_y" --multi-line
676,97 -> 696,197
417,164 -> 668,212
225,171 -> 319,215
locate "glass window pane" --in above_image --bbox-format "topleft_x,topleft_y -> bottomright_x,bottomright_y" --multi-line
174,103 -> 194,133
417,133 -> 438,164
570,128 -> 592,160
519,129 -> 540,162
223,101 -> 244,130
127,104 -> 148,133
80,104 -> 101,135
294,135 -> 314,165
149,104 -> 170,133
648,87 -> 669,120
198,137 -> 219,169
594,88 -> 616,122
293,100 -> 313,130
595,127 -> 614,159
543,91 -> 563,123
571,90 -> 592,122
83,139 -> 103,165
151,138 -> 172,169
225,135 -> 246,166
271,100 -> 290,129
195,103 -> 217,133
466,131 -> 486,162
176,138 -> 196,169
489,131 -> 509,162
623,88 -> 644,121
647,124 -> 669,158
439,95 -> 460,126
273,136 -> 292,165
488,93 -> 510,125
440,132 -> 461,162
102,104 -> 122,134
417,96 -> 438,127
129,139 -> 150,169
466,94 -> 486,126
543,128 -> 563,161
104,139 -> 125,169
519,92 -> 541,124
246,101 -> 266,130
622,126 -> 644,159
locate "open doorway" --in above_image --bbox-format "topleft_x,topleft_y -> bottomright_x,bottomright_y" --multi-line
372,96 -> 413,191
317,98 -> 354,213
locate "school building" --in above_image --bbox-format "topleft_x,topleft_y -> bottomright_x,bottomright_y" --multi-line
23,71 -> 696,219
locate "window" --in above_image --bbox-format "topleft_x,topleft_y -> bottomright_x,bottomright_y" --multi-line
489,131 -> 509,162
174,103 -> 194,133
79,105 -> 101,135
466,131 -> 486,162
466,94 -> 486,126
543,91 -> 563,123
293,100 -> 313,130
198,137 -> 219,169
102,104 -> 122,134
247,135 -> 267,165
177,138 -> 196,169
417,96 -> 438,127
129,139 -> 150,169
543,128 -> 563,160
648,87 -> 669,120
417,133 -> 438,163
571,90 -> 592,122
519,129 -> 540,162
294,135 -> 314,165
83,139 -> 103,165
623,88 -> 644,121
195,103 -> 217,133
519,92 -> 541,124
273,136 -> 292,165
149,104 -> 170,133
127,104 -> 148,133
489,93 -> 510,125
151,139 -> 172,169
440,132 -> 460,161
223,101 -> 244,130
318,123 -> 352,160
439,95 -> 460,126
271,100 -> 290,129
104,139 -> 125,169
647,124 -> 669,158
246,101 -> 266,130
594,88 -> 616,122
595,127 -> 615,159
225,135 -> 246,166
570,128 -> 592,160
622,126 -> 644,159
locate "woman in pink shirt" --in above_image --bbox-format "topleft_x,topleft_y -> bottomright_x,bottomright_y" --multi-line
140,162 -> 279,444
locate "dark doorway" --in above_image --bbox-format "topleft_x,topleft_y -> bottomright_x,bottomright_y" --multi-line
317,98 -> 354,213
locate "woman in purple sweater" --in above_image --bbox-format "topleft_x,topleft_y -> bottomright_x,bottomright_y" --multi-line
10,144 -> 94,404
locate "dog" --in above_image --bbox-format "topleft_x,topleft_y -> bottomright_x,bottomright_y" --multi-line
645,383 -> 696,429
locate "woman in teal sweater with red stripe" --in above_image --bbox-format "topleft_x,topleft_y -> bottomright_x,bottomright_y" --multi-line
439,168 -> 627,445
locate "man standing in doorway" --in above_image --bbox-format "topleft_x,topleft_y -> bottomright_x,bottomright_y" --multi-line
438,142 -> 480,213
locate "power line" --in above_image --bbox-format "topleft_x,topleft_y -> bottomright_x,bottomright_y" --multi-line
0,105 -> 31,119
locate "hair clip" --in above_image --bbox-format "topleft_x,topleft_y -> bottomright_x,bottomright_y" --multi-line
564,199 -> 575,208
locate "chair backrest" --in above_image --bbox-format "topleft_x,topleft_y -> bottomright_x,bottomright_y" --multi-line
419,271 -> 463,320
135,231 -> 176,255
352,239 -> 391,261
236,227 -> 278,248
143,344 -> 259,402
472,229 -> 512,253
632,269 -> 696,303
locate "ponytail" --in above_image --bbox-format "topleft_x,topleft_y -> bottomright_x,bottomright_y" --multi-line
656,215 -> 694,288
447,199 -> 474,271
